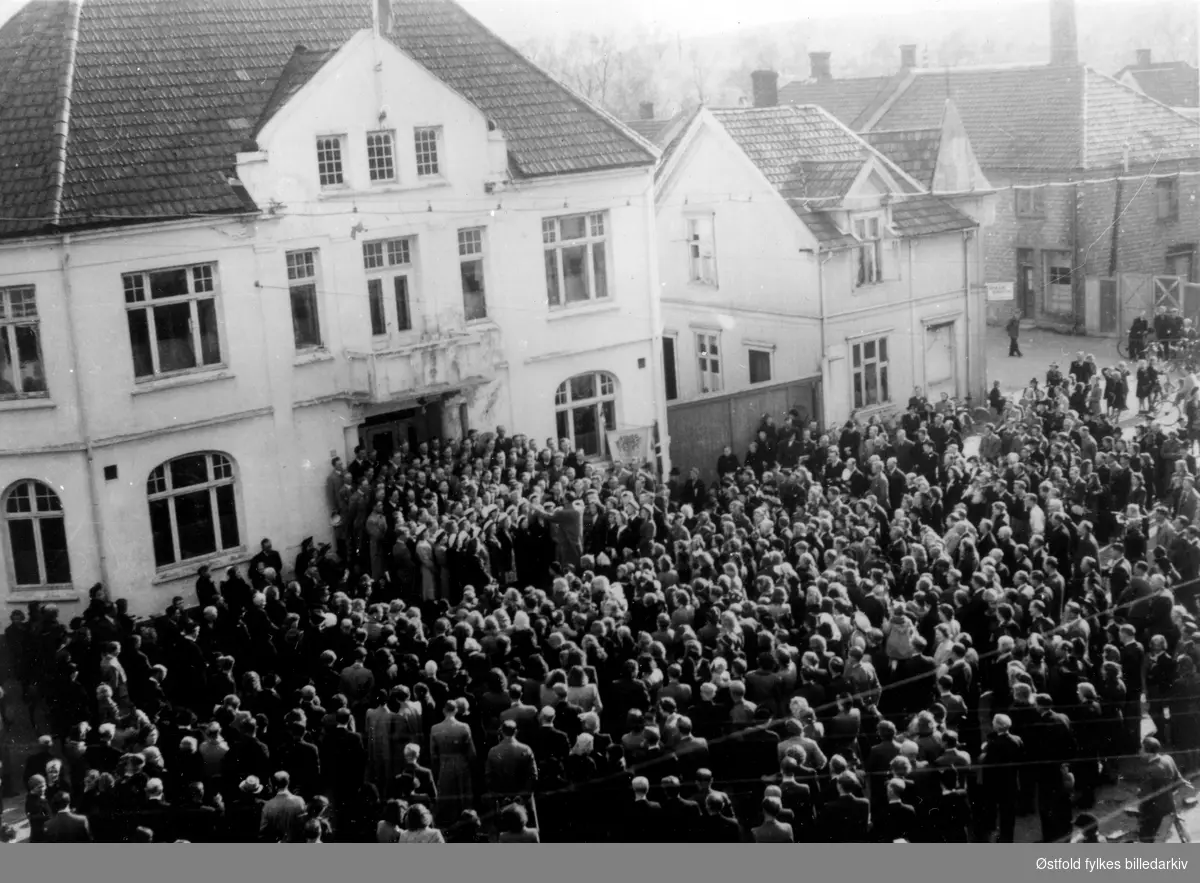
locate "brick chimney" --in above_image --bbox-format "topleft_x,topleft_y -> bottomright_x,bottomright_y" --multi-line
638,101 -> 655,120
374,0 -> 391,35
1049,0 -> 1078,66
900,44 -> 917,69
751,70 -> 779,108
1136,48 -> 1152,67
809,52 -> 832,81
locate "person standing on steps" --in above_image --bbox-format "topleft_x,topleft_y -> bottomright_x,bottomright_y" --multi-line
1007,311 -> 1023,357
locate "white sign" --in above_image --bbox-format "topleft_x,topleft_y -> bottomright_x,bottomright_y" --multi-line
606,425 -> 654,466
987,282 -> 1014,302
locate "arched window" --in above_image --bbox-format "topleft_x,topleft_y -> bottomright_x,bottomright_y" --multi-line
554,372 -> 616,458
4,480 -> 71,587
147,452 -> 240,569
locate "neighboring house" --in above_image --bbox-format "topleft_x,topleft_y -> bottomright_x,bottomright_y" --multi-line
1115,49 -> 1200,119
653,101 -> 990,481
0,0 -> 664,614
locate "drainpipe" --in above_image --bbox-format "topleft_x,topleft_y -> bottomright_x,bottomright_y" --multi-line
817,249 -> 832,426
962,228 -> 973,403
642,170 -> 671,478
60,234 -> 110,589
908,239 -> 919,393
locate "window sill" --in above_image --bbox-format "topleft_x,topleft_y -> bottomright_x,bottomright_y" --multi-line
5,587 -> 80,604
151,546 -> 249,585
320,180 -> 451,199
132,369 -> 233,396
546,300 -> 620,321
465,317 -> 493,328
294,348 -> 334,366
851,401 -> 896,418
0,396 -> 54,412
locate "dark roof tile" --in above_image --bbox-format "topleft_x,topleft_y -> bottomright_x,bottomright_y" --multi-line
862,128 -> 941,189
1114,62 -> 1199,109
777,76 -> 895,126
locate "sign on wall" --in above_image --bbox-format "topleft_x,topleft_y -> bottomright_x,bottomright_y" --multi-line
986,282 -> 1014,302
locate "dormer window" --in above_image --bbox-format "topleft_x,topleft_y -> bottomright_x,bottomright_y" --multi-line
853,215 -> 883,287
316,136 -> 345,187
414,127 -> 441,177
366,130 -> 396,182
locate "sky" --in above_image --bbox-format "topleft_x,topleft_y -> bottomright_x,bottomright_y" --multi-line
0,0 -> 1171,37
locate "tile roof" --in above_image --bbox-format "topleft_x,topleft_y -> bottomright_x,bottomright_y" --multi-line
624,118 -> 677,145
776,76 -> 895,127
1084,69 -> 1200,168
0,0 -> 654,238
871,65 -> 1087,172
0,0 -> 75,237
862,128 -> 942,189
253,44 -> 341,137
1115,62 -> 1199,109
890,193 -> 975,237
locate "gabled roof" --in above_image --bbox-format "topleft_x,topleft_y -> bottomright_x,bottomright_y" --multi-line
253,44 -> 341,138
624,118 -> 677,145
891,193 -> 976,236
776,76 -> 895,127
1115,61 -> 1199,109
0,0 -> 655,239
862,128 -> 942,189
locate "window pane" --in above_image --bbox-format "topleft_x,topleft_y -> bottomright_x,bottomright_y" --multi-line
368,278 -> 386,335
560,216 -> 586,240
863,340 -> 875,360
40,517 -> 71,584
749,350 -> 771,384
853,371 -> 864,409
544,250 -> 561,306
169,454 -> 209,489
149,498 -> 176,568
0,329 -> 14,395
880,365 -> 889,403
573,405 -> 600,457
570,374 -> 596,401
879,338 -> 888,362
8,520 -> 40,585
851,343 -> 861,368
127,309 -> 155,378
601,399 -> 616,434
290,283 -> 321,348
197,298 -> 221,365
864,365 -> 878,405
153,302 -> 197,373
149,268 -> 190,300
556,409 -> 570,445
174,490 -> 217,561
6,482 -> 31,513
394,276 -> 411,331
592,243 -> 608,300
215,484 -> 240,550
461,258 -> 487,321
14,325 -> 46,393
562,245 -> 590,303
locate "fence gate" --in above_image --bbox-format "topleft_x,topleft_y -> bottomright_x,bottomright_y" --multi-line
1099,279 -> 1118,333
1154,275 -> 1183,312
1186,283 -> 1200,325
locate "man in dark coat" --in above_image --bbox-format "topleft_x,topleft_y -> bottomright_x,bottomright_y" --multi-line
981,714 -> 1024,842
320,708 -> 366,818
659,776 -> 702,842
873,778 -> 917,842
42,791 -> 93,842
625,776 -> 666,842
822,771 -> 871,842
1006,311 -> 1022,357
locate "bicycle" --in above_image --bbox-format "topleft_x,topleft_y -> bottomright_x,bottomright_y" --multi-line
1110,796 -> 1197,843
1149,376 -> 1186,428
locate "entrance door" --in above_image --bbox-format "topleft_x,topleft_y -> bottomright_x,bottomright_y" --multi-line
1099,279 -> 1118,333
364,425 -> 398,463
924,322 -> 957,399
1017,249 -> 1035,317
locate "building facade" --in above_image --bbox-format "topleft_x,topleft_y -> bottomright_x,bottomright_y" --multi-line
0,2 -> 665,614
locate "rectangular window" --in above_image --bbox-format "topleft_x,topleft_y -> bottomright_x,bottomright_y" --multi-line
542,213 -> 609,307
0,286 -> 47,398
363,237 -> 415,337
316,136 -> 344,187
458,227 -> 488,321
1166,245 -> 1195,281
1048,265 -> 1072,286
662,336 -> 678,401
854,216 -> 883,287
748,348 -> 772,384
366,130 -> 396,182
414,127 -> 441,177
687,215 -> 717,285
851,336 -> 890,409
123,264 -> 222,380
696,331 -> 722,394
285,250 -> 322,349
1015,187 -> 1044,218
1157,177 -> 1179,221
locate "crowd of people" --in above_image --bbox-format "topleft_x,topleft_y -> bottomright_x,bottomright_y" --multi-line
1,355 -> 1199,845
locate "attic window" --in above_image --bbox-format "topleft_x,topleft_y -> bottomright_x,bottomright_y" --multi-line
316,136 -> 345,187
414,127 -> 441,177
367,131 -> 396,182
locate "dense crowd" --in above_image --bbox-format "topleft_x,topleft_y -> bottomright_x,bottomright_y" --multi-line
2,357 -> 1199,845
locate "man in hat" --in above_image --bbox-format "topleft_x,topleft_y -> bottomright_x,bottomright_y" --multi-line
225,775 -> 266,842
1006,310 -> 1023,357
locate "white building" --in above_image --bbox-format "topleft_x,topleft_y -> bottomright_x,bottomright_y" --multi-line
0,0 -> 665,615
654,95 -> 993,481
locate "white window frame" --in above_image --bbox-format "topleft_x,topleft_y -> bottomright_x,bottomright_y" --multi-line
147,452 -> 241,571
123,263 -> 224,381
854,215 -> 884,287
747,346 -> 773,385
696,330 -> 723,394
458,227 -> 488,322
414,126 -> 442,178
851,335 -> 890,409
363,236 -> 416,340
554,372 -> 617,459
366,130 -> 397,183
543,212 -> 610,308
0,285 -> 47,400
1015,187 -> 1044,218
285,249 -> 323,350
687,214 -> 718,286
316,135 -> 346,188
3,480 -> 71,589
